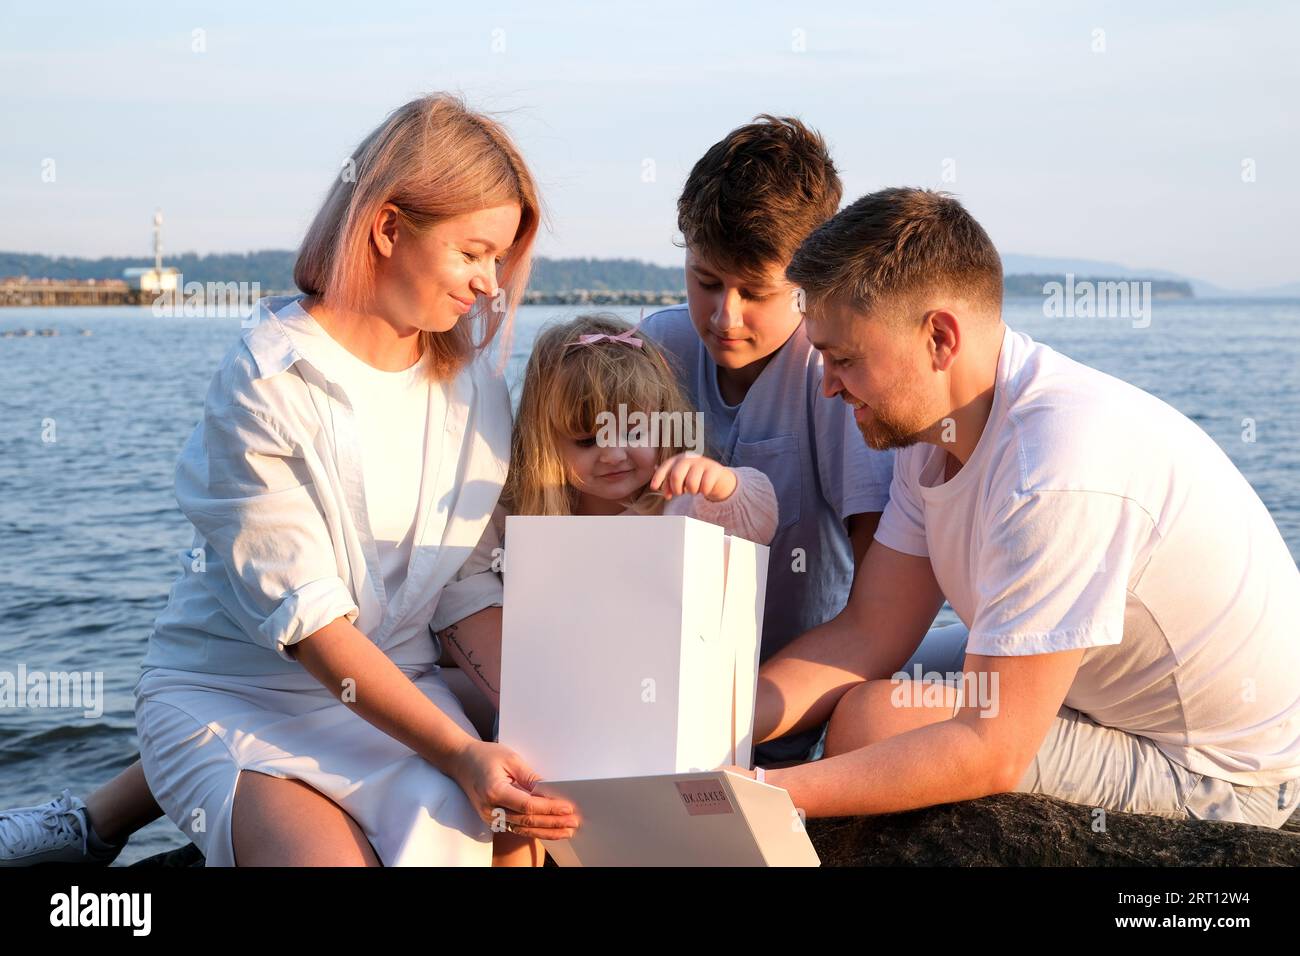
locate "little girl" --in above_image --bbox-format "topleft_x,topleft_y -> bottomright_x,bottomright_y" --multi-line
503,313 -> 778,542
0,314 -> 777,866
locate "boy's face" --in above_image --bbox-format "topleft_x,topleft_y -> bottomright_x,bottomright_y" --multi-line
684,247 -> 804,372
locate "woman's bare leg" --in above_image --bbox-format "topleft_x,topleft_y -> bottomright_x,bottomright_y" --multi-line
82,758 -> 163,844
492,830 -> 544,866
230,770 -> 380,867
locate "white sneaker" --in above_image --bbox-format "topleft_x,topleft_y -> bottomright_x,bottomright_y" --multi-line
0,789 -> 123,866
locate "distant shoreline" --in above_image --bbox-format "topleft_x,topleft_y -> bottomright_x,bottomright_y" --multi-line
0,277 -> 1194,309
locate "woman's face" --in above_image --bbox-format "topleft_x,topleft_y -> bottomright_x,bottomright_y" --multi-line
374,202 -> 522,334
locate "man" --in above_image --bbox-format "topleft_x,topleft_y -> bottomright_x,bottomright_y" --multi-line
638,115 -> 897,764
738,187 -> 1300,827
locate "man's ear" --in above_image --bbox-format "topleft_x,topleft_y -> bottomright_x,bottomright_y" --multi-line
371,203 -> 402,259
927,309 -> 960,371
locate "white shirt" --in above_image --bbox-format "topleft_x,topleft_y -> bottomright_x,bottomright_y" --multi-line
283,306 -> 440,604
142,294 -> 510,676
875,325 -> 1300,786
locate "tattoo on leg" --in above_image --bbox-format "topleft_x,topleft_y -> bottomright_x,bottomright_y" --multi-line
440,624 -> 499,695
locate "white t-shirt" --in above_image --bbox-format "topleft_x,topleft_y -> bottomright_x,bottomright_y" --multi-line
875,325 -> 1300,786
290,323 -> 436,605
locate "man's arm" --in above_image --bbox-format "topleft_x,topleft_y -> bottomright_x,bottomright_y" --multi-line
436,605 -> 502,711
764,647 -> 1086,817
753,541 -> 945,745
846,511 -> 881,572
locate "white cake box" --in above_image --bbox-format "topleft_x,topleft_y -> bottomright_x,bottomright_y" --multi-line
535,770 -> 820,867
499,515 -> 769,780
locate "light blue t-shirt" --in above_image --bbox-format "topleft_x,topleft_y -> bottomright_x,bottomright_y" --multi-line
640,305 -> 895,660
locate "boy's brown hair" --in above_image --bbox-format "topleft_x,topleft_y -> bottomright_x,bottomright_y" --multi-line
786,187 -> 1003,319
676,115 -> 841,280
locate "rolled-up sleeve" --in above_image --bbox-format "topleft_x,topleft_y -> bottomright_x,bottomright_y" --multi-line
179,397 -> 358,662
430,502 -> 505,635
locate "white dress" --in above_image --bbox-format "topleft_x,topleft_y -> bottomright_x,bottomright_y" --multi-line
134,296 -> 510,866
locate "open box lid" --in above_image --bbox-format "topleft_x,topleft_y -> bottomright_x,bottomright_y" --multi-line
533,770 -> 819,867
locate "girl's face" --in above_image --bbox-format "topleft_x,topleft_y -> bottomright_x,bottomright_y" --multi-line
560,428 -> 659,514
374,202 -> 522,335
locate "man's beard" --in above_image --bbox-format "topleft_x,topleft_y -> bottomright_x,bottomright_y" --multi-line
856,404 -> 924,451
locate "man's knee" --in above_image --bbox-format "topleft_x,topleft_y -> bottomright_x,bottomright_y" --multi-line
824,679 -> 898,756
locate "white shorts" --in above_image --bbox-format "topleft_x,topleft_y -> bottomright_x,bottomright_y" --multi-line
133,664 -> 492,867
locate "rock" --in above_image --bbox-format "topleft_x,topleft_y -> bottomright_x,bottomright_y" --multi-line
806,792 -> 1300,866
128,796 -> 1299,867
129,842 -> 205,867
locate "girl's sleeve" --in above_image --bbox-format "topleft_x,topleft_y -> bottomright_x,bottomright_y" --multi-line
177,378 -> 359,663
664,466 -> 779,545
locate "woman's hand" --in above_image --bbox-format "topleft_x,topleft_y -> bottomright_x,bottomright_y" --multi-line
449,740 -> 581,841
651,453 -> 738,503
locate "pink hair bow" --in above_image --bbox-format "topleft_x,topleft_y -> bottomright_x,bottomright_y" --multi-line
564,309 -> 649,350
566,328 -> 644,349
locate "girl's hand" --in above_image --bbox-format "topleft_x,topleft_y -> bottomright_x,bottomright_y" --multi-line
449,739 -> 581,841
650,453 -> 738,503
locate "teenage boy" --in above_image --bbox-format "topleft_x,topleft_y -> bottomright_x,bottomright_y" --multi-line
640,117 -> 898,764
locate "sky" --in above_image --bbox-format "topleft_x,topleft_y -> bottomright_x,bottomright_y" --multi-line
1,0 -> 1296,290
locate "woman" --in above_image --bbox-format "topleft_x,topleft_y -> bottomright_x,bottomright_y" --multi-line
51,94 -> 574,867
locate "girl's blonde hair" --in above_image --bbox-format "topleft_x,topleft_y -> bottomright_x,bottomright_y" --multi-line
505,313 -> 696,516
294,93 -> 541,380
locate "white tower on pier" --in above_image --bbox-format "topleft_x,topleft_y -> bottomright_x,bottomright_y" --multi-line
123,208 -> 179,294
153,208 -> 163,275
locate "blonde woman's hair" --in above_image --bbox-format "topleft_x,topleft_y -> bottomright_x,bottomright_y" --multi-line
294,93 -> 542,380
504,313 -> 696,517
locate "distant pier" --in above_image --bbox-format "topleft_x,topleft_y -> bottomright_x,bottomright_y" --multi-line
2,279 -> 688,309
0,279 -> 151,307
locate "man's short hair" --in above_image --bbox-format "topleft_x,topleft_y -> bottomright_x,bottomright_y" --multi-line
677,115 -> 842,281
786,188 -> 1003,318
